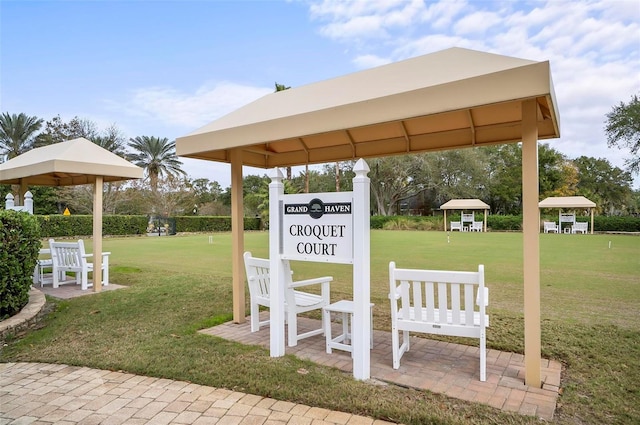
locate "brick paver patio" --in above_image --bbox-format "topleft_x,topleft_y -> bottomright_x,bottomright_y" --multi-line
200,312 -> 561,421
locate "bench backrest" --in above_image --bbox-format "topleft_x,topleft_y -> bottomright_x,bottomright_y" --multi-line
389,262 -> 487,333
243,252 -> 294,301
573,222 -> 588,231
544,221 -> 557,230
461,213 -> 474,224
49,239 -> 87,270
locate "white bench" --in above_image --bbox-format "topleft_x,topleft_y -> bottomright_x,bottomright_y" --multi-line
543,221 -> 558,233
450,221 -> 462,231
571,222 -> 588,234
471,221 -> 484,232
49,239 -> 110,290
389,262 -> 489,381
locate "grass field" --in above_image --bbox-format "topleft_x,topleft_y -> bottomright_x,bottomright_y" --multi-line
2,231 -> 639,424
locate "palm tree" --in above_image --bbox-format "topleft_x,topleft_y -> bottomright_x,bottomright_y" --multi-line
127,136 -> 186,193
0,112 -> 43,161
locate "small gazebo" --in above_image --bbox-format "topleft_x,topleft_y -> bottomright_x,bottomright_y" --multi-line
440,199 -> 490,232
0,138 -> 143,291
538,196 -> 596,235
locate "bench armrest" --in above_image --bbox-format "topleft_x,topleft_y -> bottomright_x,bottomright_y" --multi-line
82,252 -> 111,258
289,276 -> 333,288
476,287 -> 489,306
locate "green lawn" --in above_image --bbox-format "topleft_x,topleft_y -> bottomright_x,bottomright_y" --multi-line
2,231 -> 639,424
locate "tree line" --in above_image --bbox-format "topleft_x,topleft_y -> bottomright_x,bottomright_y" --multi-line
1,93 -> 639,219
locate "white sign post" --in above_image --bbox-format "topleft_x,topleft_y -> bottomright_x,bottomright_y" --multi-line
267,158 -> 371,380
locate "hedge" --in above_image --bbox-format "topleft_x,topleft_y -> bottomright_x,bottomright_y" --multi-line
24,214 -> 640,238
372,214 -> 640,232
0,210 -> 41,320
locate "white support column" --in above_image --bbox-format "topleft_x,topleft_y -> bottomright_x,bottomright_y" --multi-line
268,168 -> 286,357
352,158 -> 371,380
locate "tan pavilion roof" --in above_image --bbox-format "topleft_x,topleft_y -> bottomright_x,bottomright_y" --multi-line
176,47 -> 560,168
440,199 -> 490,210
0,138 -> 143,186
538,196 -> 596,209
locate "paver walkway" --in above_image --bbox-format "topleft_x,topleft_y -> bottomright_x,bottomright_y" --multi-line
200,313 -> 561,421
0,362 -> 397,425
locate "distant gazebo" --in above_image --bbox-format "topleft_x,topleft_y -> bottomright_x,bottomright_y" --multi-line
538,196 -> 596,235
440,199 -> 490,232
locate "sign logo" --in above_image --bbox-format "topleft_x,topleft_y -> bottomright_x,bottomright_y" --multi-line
309,198 -> 324,219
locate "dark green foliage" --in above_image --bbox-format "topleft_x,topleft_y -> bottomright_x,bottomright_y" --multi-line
0,210 -> 41,320
370,215 -> 443,230
36,215 -> 148,237
593,215 -> 640,232
173,216 -> 261,232
486,215 -> 523,231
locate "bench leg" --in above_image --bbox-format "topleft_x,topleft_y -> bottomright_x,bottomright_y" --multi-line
480,329 -> 487,382
324,308 -> 332,354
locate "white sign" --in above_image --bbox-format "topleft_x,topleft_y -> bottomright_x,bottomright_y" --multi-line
281,192 -> 353,264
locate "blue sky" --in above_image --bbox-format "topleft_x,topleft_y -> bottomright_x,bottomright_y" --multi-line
2,0 -> 639,188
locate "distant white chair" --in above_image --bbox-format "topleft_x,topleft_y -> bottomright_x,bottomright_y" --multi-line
543,221 -> 558,233
450,221 -> 462,231
49,239 -> 110,290
571,222 -> 588,234
471,221 -> 484,232
243,252 -> 332,347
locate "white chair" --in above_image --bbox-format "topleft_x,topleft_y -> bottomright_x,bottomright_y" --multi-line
450,221 -> 462,231
389,262 -> 489,381
49,239 -> 110,290
243,252 -> 332,347
543,221 -> 558,233
471,221 -> 483,232
571,222 -> 588,234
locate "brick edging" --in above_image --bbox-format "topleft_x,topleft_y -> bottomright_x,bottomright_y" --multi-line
0,287 -> 46,343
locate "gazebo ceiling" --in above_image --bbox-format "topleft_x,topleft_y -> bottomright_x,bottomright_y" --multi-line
176,47 -> 560,168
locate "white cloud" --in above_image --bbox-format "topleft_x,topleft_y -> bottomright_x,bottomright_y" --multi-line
452,10 -> 502,36
305,0 -> 640,184
116,82 -> 272,130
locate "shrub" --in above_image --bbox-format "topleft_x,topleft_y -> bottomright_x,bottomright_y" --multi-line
0,210 -> 41,320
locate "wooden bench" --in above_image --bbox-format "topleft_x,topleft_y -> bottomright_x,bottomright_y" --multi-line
389,262 -> 489,381
49,239 -> 110,290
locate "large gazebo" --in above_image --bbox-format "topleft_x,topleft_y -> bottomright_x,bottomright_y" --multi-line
176,47 -> 561,386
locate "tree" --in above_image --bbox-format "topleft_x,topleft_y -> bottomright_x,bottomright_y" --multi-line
0,112 -> 43,161
605,94 -> 640,174
127,136 -> 186,193
573,156 -> 633,215
35,115 -> 97,147
92,124 -> 127,157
